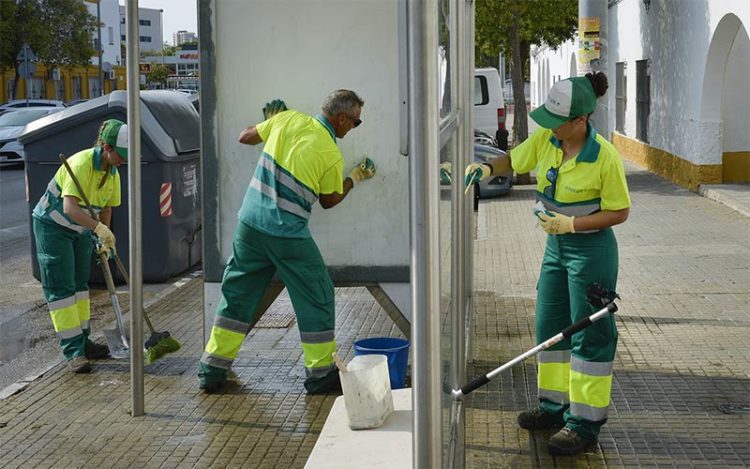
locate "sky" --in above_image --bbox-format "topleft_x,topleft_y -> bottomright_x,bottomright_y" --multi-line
121,0 -> 198,45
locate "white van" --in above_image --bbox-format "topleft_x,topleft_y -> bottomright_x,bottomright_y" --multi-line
474,67 -> 508,150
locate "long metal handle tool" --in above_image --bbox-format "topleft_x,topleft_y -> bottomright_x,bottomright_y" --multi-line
452,284 -> 619,399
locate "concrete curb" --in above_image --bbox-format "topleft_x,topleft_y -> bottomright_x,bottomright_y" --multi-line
699,185 -> 750,218
0,270 -> 203,401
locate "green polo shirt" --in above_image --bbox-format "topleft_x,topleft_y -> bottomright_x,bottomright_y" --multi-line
511,124 -> 631,220
238,110 -> 344,238
32,147 -> 121,233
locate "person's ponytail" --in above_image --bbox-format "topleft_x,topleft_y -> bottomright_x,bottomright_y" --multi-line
585,71 -> 608,98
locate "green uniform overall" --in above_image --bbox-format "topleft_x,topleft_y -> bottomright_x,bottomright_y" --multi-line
200,110 -> 345,393
32,148 -> 121,359
512,124 -> 631,440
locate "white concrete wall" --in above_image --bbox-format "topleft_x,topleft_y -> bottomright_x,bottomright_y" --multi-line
210,0 -> 408,270
530,0 -> 750,166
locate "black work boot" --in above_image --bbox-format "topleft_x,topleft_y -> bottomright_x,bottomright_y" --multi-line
517,408 -> 565,430
547,427 -> 597,455
304,370 -> 342,395
67,356 -> 92,374
84,340 -> 111,360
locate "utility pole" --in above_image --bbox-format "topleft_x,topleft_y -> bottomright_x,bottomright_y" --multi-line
578,0 -> 609,136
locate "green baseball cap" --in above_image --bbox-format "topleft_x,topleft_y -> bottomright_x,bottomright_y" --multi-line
99,119 -> 128,159
529,77 -> 597,129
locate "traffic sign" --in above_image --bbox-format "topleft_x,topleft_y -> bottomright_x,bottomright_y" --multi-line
16,43 -> 37,63
18,62 -> 36,78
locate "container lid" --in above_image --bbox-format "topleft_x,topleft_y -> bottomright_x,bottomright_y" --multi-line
19,90 -> 200,159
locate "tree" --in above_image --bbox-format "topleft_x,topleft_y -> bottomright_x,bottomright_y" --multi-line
0,0 -> 98,98
146,63 -> 169,88
476,0 -> 577,181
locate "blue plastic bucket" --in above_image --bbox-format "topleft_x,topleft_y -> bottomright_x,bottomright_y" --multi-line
353,337 -> 410,389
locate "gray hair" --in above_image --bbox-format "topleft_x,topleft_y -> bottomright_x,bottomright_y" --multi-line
321,89 -> 364,117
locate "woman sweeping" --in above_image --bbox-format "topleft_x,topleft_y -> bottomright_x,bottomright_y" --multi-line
32,119 -> 128,373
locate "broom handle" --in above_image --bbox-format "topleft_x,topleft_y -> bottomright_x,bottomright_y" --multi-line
59,154 -> 156,335
58,154 -> 99,220
113,254 -> 156,333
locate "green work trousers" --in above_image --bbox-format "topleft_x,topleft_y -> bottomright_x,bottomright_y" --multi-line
200,221 -> 337,392
33,218 -> 94,359
535,228 -> 619,441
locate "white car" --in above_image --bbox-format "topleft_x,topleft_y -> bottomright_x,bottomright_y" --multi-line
0,107 -> 63,165
0,99 -> 66,114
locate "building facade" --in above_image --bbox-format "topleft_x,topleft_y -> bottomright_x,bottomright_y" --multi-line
119,4 -> 164,55
173,30 -> 198,47
531,0 -> 750,187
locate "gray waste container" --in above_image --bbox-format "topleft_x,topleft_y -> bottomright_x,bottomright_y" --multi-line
20,90 -> 201,283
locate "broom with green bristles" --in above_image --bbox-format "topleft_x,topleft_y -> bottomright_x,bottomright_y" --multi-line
59,154 -> 181,364
111,254 -> 181,364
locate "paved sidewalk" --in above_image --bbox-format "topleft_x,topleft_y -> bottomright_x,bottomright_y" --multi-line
0,162 -> 748,468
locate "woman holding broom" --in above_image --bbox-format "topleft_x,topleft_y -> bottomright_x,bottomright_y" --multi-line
32,119 -> 127,373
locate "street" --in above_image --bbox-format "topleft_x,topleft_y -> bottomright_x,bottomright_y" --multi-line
0,165 -> 44,324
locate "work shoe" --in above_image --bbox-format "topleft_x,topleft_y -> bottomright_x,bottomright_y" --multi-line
547,427 -> 597,455
517,408 -> 565,430
67,356 -> 92,374
305,370 -> 342,395
84,340 -> 110,360
199,369 -> 241,394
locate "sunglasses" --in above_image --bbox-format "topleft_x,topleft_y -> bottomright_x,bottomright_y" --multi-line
544,166 -> 559,198
351,117 -> 362,128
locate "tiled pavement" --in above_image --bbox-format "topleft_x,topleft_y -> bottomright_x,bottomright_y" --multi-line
0,162 -> 748,468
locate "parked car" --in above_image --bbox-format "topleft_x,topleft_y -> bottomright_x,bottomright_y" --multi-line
0,99 -> 66,113
439,140 -> 512,200
66,98 -> 90,107
0,107 -> 63,165
174,89 -> 198,95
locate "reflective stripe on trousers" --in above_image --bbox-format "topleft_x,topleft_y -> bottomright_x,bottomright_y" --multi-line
201,222 -> 336,383
33,218 -> 94,359
535,228 -> 619,439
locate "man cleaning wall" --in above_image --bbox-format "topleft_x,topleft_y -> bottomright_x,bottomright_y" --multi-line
199,90 -> 376,394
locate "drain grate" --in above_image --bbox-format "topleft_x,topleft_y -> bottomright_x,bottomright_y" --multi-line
717,403 -> 750,414
255,308 -> 295,328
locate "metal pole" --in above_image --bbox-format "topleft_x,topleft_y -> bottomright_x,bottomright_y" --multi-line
408,0 -> 442,466
578,0 -> 608,136
23,44 -> 30,106
126,0 -> 144,417
97,0 -> 103,96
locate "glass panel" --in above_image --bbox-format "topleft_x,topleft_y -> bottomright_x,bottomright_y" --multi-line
438,0 -> 453,120
474,76 -> 488,105
438,135 -> 455,464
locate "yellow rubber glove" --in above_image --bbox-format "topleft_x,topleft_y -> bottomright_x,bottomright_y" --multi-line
537,211 -> 576,235
93,222 -> 116,254
464,162 -> 492,194
262,99 -> 287,119
348,156 -> 376,184
439,162 -> 452,184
